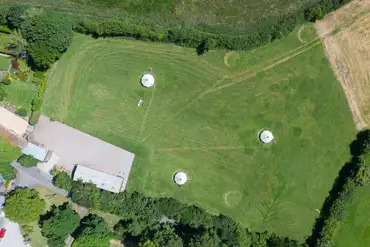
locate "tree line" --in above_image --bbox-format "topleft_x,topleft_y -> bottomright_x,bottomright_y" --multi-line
307,130 -> 370,246
53,171 -> 304,247
1,0 -> 353,69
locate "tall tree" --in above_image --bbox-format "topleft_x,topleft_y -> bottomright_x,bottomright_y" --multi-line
21,10 -> 73,70
7,29 -> 28,57
72,214 -> 111,247
41,203 -> 80,241
188,230 -> 221,247
151,224 -> 183,247
3,188 -> 45,224
6,4 -> 28,29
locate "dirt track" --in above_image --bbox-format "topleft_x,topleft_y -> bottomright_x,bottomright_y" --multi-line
315,0 -> 370,130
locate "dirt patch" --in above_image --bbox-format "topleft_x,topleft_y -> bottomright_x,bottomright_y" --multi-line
315,0 -> 370,130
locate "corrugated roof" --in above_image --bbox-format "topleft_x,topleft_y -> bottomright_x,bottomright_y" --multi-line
73,165 -> 124,193
21,143 -> 48,162
32,116 -> 135,191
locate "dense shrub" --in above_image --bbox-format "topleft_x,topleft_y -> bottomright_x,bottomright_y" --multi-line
15,106 -> 27,117
29,110 -> 41,125
18,154 -> 39,167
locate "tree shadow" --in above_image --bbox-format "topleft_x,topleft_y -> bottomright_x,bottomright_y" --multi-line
350,130 -> 370,157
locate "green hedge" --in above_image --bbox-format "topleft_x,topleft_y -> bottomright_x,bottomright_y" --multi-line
29,110 -> 41,126
72,0 -> 352,51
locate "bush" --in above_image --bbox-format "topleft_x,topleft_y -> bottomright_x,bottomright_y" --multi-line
15,106 -> 27,117
31,95 -> 43,111
18,154 -> 39,167
53,171 -> 73,191
1,74 -> 12,85
0,25 -> 11,34
29,110 -> 41,125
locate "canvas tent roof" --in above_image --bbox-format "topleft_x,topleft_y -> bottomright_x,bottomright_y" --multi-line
174,172 -> 188,185
73,165 -> 125,193
259,130 -> 274,143
141,74 -> 155,87
21,143 -> 48,162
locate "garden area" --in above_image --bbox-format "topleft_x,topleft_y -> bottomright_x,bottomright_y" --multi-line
0,137 -> 20,184
42,22 -> 356,240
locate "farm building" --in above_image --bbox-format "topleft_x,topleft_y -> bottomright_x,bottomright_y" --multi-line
31,116 -> 135,191
73,165 -> 125,193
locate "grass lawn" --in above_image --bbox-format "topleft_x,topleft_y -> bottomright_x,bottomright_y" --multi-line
2,81 -> 37,111
43,24 -> 356,240
0,55 -> 9,69
0,137 -> 20,181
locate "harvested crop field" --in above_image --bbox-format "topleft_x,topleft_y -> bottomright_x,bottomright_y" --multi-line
315,0 -> 370,130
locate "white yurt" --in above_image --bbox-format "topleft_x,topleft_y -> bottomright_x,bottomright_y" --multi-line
259,130 -> 274,144
174,172 -> 188,185
141,74 -> 155,87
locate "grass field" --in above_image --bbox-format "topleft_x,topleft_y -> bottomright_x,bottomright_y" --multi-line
5,0 -> 316,34
42,24 -> 356,239
0,56 -> 9,69
2,81 -> 37,111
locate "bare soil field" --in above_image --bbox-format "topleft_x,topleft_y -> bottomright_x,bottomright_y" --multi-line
315,0 -> 370,130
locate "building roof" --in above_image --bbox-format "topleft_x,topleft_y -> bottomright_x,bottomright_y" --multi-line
32,116 -> 135,191
21,143 -> 48,162
73,165 -> 125,193
0,107 -> 28,137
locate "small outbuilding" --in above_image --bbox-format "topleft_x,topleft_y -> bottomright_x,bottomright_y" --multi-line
174,172 -> 188,186
21,143 -> 49,162
259,130 -> 274,144
141,74 -> 155,87
73,165 -> 125,193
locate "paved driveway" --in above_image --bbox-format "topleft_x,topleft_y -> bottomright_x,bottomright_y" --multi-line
0,219 -> 28,247
11,162 -> 68,196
